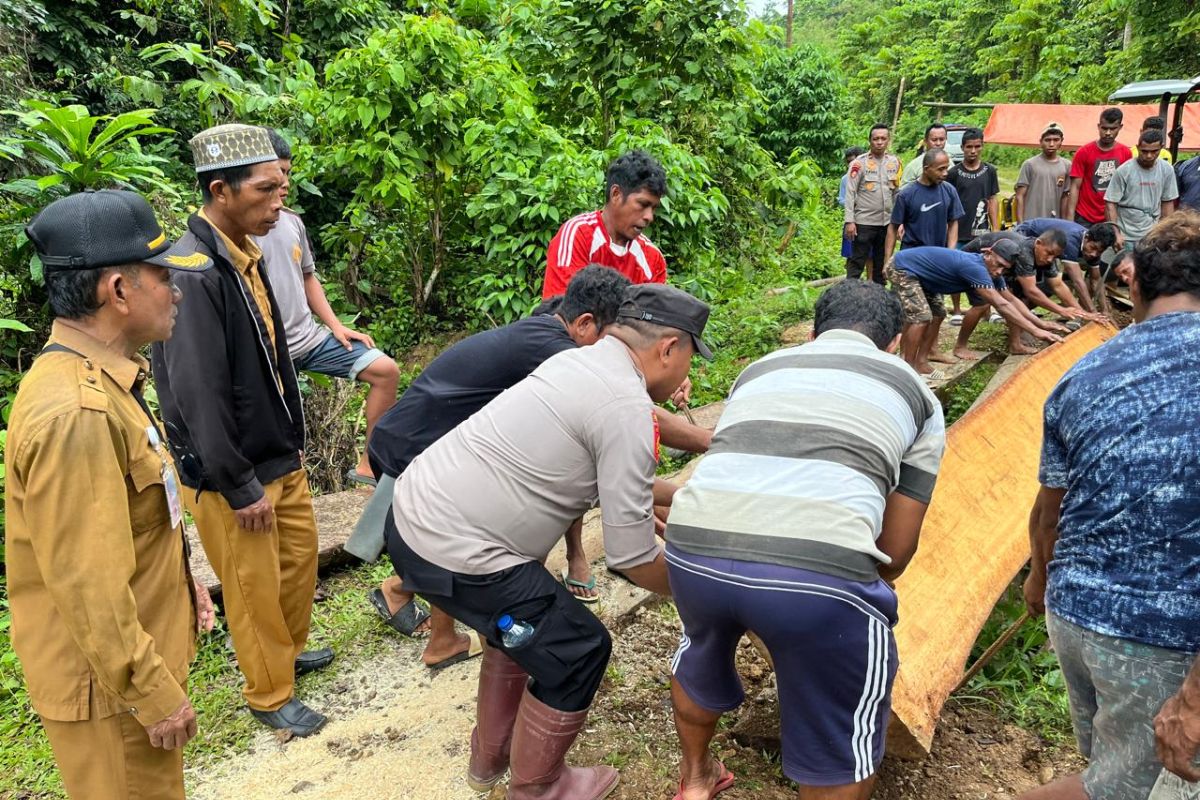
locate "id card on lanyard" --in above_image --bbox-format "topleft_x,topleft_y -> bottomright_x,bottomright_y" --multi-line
147,424 -> 184,529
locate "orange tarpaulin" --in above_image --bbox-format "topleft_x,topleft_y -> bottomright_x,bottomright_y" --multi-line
885,323 -> 1116,758
984,103 -> 1200,151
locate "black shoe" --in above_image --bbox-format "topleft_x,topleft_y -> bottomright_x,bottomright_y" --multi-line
250,698 -> 327,737
294,647 -> 335,676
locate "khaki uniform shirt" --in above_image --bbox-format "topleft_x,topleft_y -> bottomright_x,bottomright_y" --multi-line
5,322 -> 193,725
395,336 -> 660,574
844,153 -> 904,227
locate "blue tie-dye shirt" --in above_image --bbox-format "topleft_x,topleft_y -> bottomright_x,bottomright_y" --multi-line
1040,312 -> 1200,652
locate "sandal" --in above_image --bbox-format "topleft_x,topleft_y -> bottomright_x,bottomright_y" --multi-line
671,760 -> 735,800
561,571 -> 601,604
346,468 -> 377,488
427,631 -> 483,671
368,588 -> 430,637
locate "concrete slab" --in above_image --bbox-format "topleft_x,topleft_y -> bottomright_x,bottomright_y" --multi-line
967,353 -> 1029,414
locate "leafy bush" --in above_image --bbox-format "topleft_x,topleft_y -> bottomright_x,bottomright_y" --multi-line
0,101 -> 175,199
753,44 -> 851,173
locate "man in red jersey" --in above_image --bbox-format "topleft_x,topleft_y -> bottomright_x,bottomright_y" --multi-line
542,150 -> 668,299
1066,107 -> 1133,225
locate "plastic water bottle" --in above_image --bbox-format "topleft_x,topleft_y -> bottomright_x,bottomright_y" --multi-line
497,614 -> 535,648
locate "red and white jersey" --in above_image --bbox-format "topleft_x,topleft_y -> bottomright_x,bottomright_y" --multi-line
542,210 -> 668,299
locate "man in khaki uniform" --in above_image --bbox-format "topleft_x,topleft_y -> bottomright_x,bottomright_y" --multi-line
844,123 -> 904,284
6,189 -> 216,799
151,125 -> 330,737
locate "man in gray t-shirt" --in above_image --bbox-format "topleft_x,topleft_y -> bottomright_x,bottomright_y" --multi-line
1015,122 -> 1072,221
257,129 -> 400,485
1105,130 -> 1179,246
389,284 -> 712,800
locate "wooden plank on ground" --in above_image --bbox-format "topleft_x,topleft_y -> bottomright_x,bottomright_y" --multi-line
885,323 -> 1115,758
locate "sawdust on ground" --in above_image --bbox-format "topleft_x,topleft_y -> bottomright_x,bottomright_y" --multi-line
189,589 -> 1082,800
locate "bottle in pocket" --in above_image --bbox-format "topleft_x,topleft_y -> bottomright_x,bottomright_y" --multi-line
498,614 -> 535,648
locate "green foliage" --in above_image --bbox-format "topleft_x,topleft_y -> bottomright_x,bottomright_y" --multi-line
753,44 -> 851,172
0,101 -> 176,199
508,0 -> 764,146
823,0 -> 1200,141
957,577 -> 1073,740
943,358 -> 1000,426
311,14 -> 526,326
131,40 -> 318,130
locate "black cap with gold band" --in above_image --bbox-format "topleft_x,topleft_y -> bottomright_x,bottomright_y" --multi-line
25,189 -> 212,273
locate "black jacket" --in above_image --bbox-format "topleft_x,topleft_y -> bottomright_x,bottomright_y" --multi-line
151,214 -> 305,509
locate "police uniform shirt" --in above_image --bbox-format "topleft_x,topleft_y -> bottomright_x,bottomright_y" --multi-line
393,336 -> 660,576
844,153 -> 903,227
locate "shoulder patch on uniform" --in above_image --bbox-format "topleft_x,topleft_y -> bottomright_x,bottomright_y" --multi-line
849,160 -> 863,178
79,381 -> 110,412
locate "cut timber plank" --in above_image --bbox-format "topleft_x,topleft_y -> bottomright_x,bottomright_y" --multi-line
967,353 -> 1029,414
885,323 -> 1115,758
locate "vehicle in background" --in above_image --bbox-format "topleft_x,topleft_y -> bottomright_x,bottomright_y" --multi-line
1108,74 -> 1200,161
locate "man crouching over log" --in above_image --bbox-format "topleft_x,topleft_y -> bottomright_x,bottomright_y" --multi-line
664,280 -> 947,800
387,283 -> 711,799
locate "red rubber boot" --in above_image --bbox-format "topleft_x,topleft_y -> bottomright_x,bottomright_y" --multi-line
506,688 -> 619,800
466,641 -> 528,791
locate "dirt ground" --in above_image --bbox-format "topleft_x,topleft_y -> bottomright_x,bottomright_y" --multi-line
187,312 -> 1083,799
187,587 -> 1081,800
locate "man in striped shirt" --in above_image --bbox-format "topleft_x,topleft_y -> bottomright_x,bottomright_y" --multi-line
541,150 -> 668,299
664,279 -> 946,799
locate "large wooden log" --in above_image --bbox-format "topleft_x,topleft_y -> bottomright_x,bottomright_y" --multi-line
885,322 -> 1115,757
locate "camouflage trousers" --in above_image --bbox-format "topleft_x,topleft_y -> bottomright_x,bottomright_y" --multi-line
1047,612 -> 1198,800
884,257 -> 945,324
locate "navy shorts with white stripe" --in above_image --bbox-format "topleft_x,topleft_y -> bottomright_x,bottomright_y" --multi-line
666,545 -> 899,786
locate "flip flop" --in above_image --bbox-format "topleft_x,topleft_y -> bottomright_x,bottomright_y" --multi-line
368,588 -> 430,637
346,468 -> 377,488
671,760 -> 735,800
923,368 -> 948,382
427,631 -> 483,672
561,571 -> 601,604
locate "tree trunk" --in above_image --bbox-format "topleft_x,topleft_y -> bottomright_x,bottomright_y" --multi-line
786,0 -> 794,48
1122,16 -> 1133,50
423,174 -> 445,315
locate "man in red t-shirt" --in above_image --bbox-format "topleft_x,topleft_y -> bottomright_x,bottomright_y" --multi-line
542,150 -> 668,299
1067,107 -> 1132,225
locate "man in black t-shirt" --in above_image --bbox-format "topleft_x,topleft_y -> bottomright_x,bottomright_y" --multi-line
946,128 -> 1000,322
953,230 -> 1078,359
351,266 -> 710,669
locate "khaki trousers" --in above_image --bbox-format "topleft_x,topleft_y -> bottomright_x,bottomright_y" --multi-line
41,700 -> 184,800
188,468 -> 318,711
